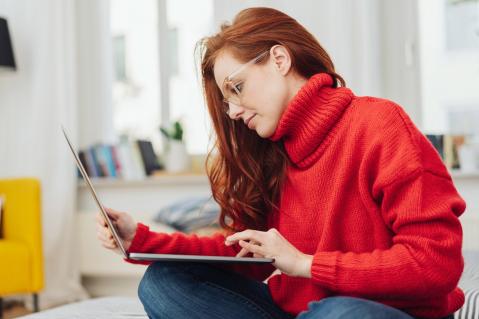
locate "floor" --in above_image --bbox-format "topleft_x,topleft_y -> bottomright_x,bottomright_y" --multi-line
3,304 -> 31,319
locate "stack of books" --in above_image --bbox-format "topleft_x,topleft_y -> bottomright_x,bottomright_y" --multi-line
77,139 -> 162,180
426,134 -> 466,170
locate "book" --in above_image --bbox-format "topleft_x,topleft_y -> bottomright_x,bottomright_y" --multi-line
78,151 -> 91,176
77,138 -> 164,180
426,134 -> 466,170
116,140 -> 146,180
100,144 -> 118,177
444,135 -> 465,170
88,146 -> 103,177
84,148 -> 99,177
426,135 -> 444,159
110,145 -> 122,178
131,140 -> 148,178
136,140 -> 162,176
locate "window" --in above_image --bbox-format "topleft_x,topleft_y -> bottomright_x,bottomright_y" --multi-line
110,0 -> 214,155
166,0 -> 214,154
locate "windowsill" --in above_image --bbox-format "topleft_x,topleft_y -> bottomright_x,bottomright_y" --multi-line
76,169 -> 478,189
450,169 -> 479,179
77,172 -> 208,188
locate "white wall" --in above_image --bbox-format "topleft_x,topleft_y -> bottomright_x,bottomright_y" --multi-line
379,0 -> 422,127
418,0 -> 479,134
76,0 -> 115,148
0,0 -> 89,308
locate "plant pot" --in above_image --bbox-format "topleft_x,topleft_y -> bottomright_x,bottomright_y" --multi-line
164,140 -> 190,173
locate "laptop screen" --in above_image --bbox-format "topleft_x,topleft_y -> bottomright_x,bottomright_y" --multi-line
61,126 -> 128,258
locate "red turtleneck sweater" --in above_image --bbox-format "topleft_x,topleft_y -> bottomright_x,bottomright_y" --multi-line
126,73 -> 465,318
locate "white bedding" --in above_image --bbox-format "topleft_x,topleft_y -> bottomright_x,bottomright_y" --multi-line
17,296 -> 147,319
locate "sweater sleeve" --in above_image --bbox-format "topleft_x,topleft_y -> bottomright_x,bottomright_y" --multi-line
310,170 -> 465,298
123,223 -> 275,281
310,103 -> 466,298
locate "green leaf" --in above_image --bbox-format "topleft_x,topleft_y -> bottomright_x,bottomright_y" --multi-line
160,127 -> 171,139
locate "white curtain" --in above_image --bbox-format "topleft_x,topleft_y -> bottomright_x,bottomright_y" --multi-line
0,0 -> 94,308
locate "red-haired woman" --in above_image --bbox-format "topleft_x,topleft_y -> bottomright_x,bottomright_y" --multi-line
96,7 -> 464,319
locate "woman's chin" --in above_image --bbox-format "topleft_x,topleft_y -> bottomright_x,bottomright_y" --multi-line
255,125 -> 275,139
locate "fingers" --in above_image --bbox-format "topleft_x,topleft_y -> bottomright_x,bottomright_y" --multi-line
97,231 -> 117,249
95,213 -> 106,227
235,239 -> 264,258
96,221 -> 117,250
225,229 -> 264,246
96,208 -> 126,252
236,247 -> 249,258
238,239 -> 265,256
104,207 -> 121,221
96,223 -> 113,238
102,240 -> 118,249
96,226 -> 113,242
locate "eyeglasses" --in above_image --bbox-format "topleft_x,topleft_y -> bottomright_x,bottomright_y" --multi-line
221,50 -> 269,115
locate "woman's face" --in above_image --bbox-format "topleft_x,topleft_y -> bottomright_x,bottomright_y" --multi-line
213,46 -> 305,138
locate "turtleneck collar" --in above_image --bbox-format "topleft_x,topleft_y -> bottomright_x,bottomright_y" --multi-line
270,73 -> 354,168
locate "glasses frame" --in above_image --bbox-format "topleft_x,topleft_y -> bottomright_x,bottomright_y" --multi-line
221,50 -> 270,115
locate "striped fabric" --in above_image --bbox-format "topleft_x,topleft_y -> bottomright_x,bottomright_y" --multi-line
455,251 -> 479,319
455,289 -> 479,319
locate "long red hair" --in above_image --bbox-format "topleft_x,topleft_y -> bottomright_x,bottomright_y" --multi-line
196,7 -> 345,233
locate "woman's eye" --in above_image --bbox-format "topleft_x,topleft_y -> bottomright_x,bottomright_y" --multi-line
233,82 -> 243,93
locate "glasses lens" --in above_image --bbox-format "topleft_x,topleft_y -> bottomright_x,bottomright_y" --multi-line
221,50 -> 268,115
225,82 -> 242,102
222,81 -> 242,114
222,99 -> 230,114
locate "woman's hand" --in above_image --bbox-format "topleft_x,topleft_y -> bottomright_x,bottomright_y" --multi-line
95,207 -> 138,254
224,228 -> 313,278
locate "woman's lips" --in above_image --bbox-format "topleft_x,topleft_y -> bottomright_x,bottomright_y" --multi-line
245,114 -> 256,128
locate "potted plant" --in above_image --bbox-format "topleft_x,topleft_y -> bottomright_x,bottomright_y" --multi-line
159,120 -> 190,172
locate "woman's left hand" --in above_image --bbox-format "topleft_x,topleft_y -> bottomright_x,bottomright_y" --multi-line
225,228 -> 313,278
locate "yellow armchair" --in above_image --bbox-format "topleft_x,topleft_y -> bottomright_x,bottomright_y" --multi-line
0,178 -> 44,315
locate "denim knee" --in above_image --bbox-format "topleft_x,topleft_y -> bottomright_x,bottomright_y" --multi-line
297,296 -> 414,319
138,262 -> 179,305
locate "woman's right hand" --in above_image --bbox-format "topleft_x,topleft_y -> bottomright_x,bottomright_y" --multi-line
95,207 -> 138,254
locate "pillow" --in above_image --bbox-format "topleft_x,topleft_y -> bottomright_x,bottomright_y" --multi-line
154,196 -> 220,232
460,251 -> 479,291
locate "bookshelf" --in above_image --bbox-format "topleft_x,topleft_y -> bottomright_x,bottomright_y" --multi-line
77,173 -> 209,188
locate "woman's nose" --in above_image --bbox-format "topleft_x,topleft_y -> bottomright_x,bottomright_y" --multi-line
228,102 -> 245,120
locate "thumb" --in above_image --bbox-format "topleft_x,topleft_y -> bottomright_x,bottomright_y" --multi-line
104,207 -> 121,220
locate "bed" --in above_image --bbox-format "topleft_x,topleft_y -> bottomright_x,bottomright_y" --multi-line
17,296 -> 148,319
17,251 -> 479,319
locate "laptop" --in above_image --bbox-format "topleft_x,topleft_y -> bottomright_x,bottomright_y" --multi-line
62,126 -> 274,264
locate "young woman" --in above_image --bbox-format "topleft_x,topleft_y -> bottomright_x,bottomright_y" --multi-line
96,7 -> 465,319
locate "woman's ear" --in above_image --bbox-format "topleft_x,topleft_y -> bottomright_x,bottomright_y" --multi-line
269,45 -> 292,76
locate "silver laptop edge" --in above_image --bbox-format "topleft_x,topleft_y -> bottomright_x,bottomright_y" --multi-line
61,126 -> 128,258
129,253 -> 274,263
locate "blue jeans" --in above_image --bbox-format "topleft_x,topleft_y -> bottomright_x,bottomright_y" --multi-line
138,262 -> 453,319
